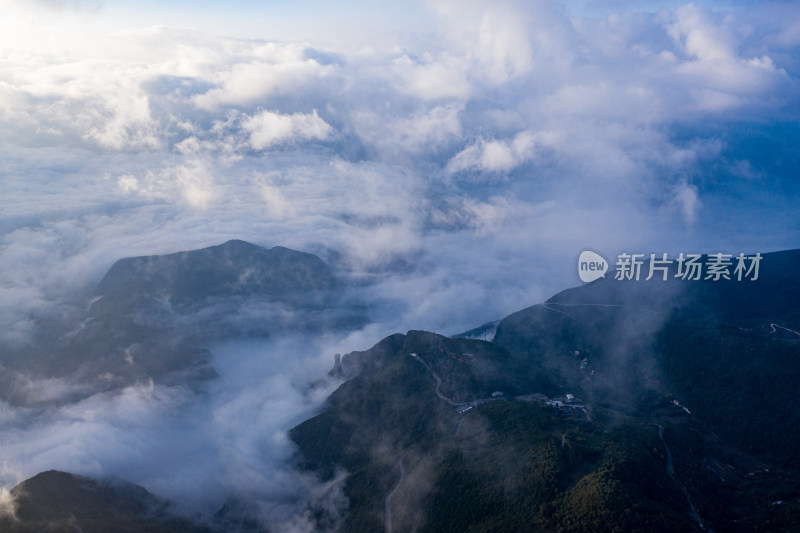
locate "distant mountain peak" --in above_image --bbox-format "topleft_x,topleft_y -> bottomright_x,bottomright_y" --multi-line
9,240 -> 365,398
94,240 -> 337,310
220,238 -> 256,247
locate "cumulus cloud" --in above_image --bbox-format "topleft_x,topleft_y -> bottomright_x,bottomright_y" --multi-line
192,44 -> 333,110
663,4 -> 792,111
243,110 -> 333,149
667,3 -> 738,62
447,131 -> 537,174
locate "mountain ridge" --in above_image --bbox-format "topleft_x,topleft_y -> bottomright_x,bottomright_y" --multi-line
0,239 -> 364,405
94,239 -> 337,312
289,247 -> 800,531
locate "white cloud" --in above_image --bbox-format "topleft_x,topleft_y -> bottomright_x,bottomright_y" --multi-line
192,43 -> 333,110
670,179 -> 702,227
116,161 -> 218,208
0,334 -> 354,528
85,89 -> 161,150
0,2 -> 794,327
662,4 -> 790,112
668,4 -> 737,62
356,103 -> 463,157
243,110 -> 333,150
258,179 -> 294,219
474,4 -> 535,83
447,131 -> 536,173
393,54 -> 471,99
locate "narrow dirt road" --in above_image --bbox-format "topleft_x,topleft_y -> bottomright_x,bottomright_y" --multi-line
412,354 -> 460,405
770,323 -> 800,337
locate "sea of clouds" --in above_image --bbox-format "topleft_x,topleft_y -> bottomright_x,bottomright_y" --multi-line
0,0 -> 798,529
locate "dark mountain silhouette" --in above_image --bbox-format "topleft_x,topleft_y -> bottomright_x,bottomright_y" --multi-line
93,239 -> 337,315
0,240 -> 366,405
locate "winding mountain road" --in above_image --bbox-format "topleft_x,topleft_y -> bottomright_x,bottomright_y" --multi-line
411,354 -> 460,405
770,323 -> 800,337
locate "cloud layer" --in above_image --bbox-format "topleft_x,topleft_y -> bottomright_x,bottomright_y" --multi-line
0,333 -> 365,530
2,1 -> 797,341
